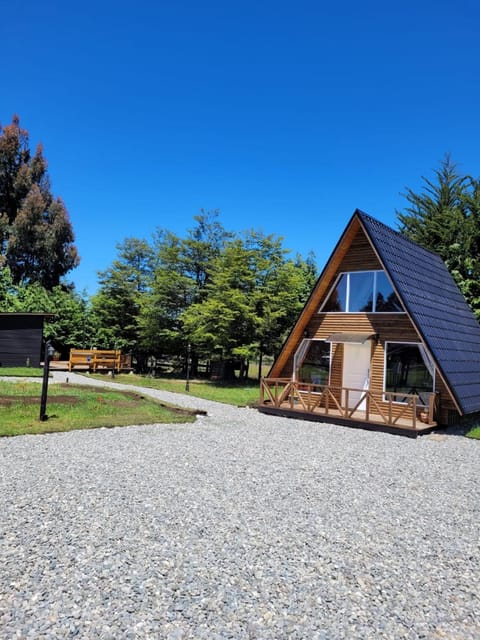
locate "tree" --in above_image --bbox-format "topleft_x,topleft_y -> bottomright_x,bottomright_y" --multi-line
397,155 -> 480,319
94,211 -> 317,376
182,238 -> 257,367
245,231 -> 313,376
182,230 -> 317,377
0,115 -> 78,288
453,176 -> 480,317
91,238 -> 155,350
137,230 -> 195,359
294,250 -> 318,302
7,185 -> 78,288
182,209 -> 233,297
137,211 -> 232,362
0,265 -> 17,309
43,288 -> 97,356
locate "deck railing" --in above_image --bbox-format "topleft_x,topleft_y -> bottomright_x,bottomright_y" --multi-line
259,378 -> 438,430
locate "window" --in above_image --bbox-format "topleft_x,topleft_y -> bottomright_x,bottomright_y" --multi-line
384,342 -> 434,406
294,339 -> 331,385
321,270 -> 403,313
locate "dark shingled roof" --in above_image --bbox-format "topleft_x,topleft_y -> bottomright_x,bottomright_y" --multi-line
356,209 -> 480,415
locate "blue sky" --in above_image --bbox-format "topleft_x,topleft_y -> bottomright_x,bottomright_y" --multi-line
3,0 -> 480,294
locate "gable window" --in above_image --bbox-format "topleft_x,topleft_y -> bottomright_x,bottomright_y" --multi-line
384,342 -> 434,406
321,270 -> 403,313
293,339 -> 331,385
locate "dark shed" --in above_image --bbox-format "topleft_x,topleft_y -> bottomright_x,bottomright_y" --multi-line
0,313 -> 53,368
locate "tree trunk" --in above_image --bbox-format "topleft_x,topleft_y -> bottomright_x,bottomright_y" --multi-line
258,349 -> 263,380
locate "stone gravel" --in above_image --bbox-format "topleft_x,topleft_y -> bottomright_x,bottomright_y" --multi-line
1,373 -> 479,639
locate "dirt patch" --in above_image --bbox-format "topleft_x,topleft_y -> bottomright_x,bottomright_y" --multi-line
0,395 -> 80,406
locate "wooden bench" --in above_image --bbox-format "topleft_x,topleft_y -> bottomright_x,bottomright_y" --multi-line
68,349 -> 122,372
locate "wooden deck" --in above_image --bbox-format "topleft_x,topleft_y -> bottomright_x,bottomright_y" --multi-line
47,351 -> 134,373
259,378 -> 438,436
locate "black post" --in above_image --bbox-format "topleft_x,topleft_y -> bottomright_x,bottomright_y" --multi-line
185,342 -> 191,392
39,340 -> 54,421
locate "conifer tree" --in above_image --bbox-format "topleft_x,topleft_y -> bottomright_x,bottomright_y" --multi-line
397,155 -> 480,319
0,115 -> 78,288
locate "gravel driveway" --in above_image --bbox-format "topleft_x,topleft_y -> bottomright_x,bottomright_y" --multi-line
1,374 -> 479,639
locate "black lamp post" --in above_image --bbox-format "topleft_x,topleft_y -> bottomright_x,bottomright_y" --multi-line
185,342 -> 191,392
39,340 -> 55,421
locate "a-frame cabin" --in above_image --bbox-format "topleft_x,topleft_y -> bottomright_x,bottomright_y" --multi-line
259,210 -> 480,435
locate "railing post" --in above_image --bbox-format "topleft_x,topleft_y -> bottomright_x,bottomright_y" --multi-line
388,393 -> 392,425
428,393 -> 435,424
412,396 -> 417,430
344,389 -> 349,417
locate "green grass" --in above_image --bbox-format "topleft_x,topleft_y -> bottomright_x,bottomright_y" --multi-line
89,373 -> 261,406
466,426 -> 480,439
0,367 -> 44,377
0,381 -> 195,437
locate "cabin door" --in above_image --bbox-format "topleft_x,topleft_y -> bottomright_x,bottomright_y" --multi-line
342,342 -> 371,410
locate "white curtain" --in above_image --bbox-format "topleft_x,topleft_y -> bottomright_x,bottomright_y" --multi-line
293,339 -> 310,381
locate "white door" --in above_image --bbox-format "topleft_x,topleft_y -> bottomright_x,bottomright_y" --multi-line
342,342 -> 371,409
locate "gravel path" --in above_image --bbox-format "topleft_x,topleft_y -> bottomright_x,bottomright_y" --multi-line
1,374 -> 479,639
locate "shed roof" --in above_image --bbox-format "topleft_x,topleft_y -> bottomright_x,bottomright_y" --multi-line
0,312 -> 55,317
356,210 -> 480,415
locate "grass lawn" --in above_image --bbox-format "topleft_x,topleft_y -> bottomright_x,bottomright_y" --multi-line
0,381 -> 195,437
466,426 -> 480,439
89,373 -> 261,406
0,366 -> 44,377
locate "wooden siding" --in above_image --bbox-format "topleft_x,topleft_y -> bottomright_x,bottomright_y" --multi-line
327,229 -> 381,277
0,315 -> 44,367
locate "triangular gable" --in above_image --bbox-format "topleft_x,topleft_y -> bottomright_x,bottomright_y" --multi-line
271,210 -> 480,415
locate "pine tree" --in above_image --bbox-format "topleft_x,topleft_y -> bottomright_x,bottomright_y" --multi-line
397,155 -> 480,319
